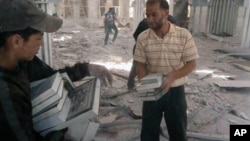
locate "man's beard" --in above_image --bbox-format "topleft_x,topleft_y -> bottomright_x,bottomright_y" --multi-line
149,17 -> 165,30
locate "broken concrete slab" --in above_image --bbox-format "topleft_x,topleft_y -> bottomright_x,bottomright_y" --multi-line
99,114 -> 118,124
66,121 -> 99,141
213,80 -> 250,88
214,48 -> 250,61
82,122 -> 100,141
187,132 -> 229,141
232,61 -> 250,72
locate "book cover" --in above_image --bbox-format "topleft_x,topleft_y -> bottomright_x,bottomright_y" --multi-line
31,72 -> 62,107
138,88 -> 165,101
34,96 -> 71,132
33,88 -> 68,123
61,72 -> 75,92
32,80 -> 64,116
40,77 -> 101,134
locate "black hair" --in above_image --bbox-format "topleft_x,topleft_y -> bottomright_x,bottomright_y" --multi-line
146,0 -> 169,10
0,27 -> 41,48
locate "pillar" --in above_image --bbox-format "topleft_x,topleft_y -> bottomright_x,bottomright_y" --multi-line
133,0 -> 145,32
88,0 -> 99,19
241,0 -> 250,48
73,0 -> 80,19
119,0 -> 130,21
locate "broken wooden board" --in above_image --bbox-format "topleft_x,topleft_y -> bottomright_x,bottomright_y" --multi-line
232,61 -> 250,72
214,80 -> 250,88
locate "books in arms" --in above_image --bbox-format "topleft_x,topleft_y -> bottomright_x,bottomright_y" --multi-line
30,72 -> 62,107
136,73 -> 166,101
33,96 -> 71,132
33,88 -> 68,123
32,80 -> 64,116
37,77 -> 101,134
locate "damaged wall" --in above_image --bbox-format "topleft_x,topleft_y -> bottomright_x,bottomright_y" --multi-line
55,0 -> 131,27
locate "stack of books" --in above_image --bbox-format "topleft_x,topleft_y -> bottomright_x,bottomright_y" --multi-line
30,72 -> 101,138
31,72 -> 71,131
136,73 -> 165,101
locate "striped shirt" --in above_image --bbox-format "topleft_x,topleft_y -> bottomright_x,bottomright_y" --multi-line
134,22 -> 199,87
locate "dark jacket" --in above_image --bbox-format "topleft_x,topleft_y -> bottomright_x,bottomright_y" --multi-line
0,56 -> 89,141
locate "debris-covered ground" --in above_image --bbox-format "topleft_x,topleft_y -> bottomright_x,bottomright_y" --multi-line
52,19 -> 250,141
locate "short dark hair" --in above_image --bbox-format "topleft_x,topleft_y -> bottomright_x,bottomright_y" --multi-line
0,27 -> 40,48
146,0 -> 169,10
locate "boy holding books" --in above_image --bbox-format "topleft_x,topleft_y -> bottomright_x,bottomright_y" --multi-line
0,0 -> 112,140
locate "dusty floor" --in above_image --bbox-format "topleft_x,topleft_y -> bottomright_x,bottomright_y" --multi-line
52,19 -> 250,141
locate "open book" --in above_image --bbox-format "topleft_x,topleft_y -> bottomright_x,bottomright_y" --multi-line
38,77 -> 101,134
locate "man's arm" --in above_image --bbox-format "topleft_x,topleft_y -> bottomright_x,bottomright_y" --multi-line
162,59 -> 196,92
114,14 -> 123,26
27,56 -> 112,86
136,61 -> 148,81
103,16 -> 107,28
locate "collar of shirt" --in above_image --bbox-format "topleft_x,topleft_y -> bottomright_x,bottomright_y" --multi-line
149,22 -> 176,39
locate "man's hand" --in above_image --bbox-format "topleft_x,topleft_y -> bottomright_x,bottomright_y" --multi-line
88,64 -> 113,87
161,71 -> 176,94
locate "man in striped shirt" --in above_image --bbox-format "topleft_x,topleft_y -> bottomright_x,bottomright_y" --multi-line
134,0 -> 199,141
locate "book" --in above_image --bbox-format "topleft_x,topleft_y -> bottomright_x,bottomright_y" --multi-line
31,72 -> 62,107
33,88 -> 68,123
136,73 -> 166,101
138,88 -> 165,101
33,96 -> 71,132
40,77 -> 101,134
60,72 -> 75,91
32,80 -> 64,116
136,73 -> 164,92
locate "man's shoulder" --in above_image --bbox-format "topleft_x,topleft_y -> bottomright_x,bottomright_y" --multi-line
137,29 -> 151,41
173,25 -> 193,37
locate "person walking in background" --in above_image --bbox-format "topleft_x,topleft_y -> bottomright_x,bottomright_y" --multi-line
103,7 -> 123,46
133,0 -> 199,141
127,15 -> 176,89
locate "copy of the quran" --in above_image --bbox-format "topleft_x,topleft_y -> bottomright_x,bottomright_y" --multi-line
32,80 -> 64,116
39,77 -> 101,134
136,73 -> 165,101
33,88 -> 68,123
30,72 -> 62,107
33,97 -> 71,132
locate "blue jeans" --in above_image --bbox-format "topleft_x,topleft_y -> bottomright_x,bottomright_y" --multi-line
104,22 -> 118,45
141,85 -> 187,141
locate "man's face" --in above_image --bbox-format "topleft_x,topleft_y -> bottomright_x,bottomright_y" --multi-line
146,3 -> 168,31
19,32 -> 44,61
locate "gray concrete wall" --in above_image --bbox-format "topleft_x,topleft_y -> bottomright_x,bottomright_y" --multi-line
189,6 -> 208,35
235,6 -> 246,37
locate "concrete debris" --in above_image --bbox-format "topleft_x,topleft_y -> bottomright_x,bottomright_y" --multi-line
51,18 -> 250,141
99,114 -> 118,124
